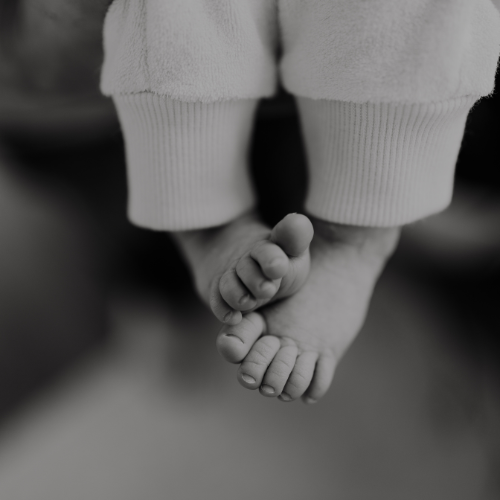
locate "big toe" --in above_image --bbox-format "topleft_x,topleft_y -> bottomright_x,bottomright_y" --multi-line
216,312 -> 266,363
271,213 -> 314,257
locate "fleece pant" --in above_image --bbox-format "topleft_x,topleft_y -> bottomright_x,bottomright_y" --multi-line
102,1 -> 500,230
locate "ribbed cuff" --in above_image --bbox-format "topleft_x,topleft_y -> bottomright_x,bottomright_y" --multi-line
297,96 -> 477,227
113,94 -> 258,231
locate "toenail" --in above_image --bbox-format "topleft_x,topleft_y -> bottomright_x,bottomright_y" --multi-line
260,281 -> 274,292
303,396 -> 317,405
238,294 -> 251,305
241,374 -> 256,384
222,333 -> 244,344
280,393 -> 292,402
261,384 -> 275,395
223,311 -> 233,323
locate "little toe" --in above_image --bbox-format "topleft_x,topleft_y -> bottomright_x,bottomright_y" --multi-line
279,351 -> 318,402
237,335 -> 281,390
271,213 -> 314,258
250,242 -> 289,280
216,311 -> 266,363
219,269 -> 257,311
260,343 -> 298,397
236,257 -> 279,300
302,353 -> 337,404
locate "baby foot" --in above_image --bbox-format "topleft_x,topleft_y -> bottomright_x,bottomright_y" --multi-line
216,219 -> 400,403
174,212 -> 314,326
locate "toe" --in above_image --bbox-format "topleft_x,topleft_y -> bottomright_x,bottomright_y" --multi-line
271,213 -> 314,258
235,257 -> 279,300
260,343 -> 298,397
216,312 -> 266,363
209,279 -> 242,325
279,351 -> 318,402
219,269 -> 257,311
250,242 -> 289,280
237,335 -> 281,390
302,353 -> 336,404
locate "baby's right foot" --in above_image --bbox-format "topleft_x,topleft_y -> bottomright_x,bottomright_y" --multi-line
173,212 -> 314,325
216,219 -> 400,403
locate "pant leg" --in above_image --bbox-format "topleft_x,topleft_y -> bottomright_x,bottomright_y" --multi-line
114,96 -> 259,230
278,0 -> 500,226
102,0 -> 279,230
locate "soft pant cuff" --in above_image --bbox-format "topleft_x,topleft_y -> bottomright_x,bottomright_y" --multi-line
113,94 -> 258,231
297,96 -> 477,227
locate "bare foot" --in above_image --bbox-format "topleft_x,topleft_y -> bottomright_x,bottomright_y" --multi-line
216,219 -> 400,403
174,212 -> 314,325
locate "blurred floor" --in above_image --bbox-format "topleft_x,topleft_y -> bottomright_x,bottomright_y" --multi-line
0,145 -> 109,415
0,262 -> 498,500
0,90 -> 499,500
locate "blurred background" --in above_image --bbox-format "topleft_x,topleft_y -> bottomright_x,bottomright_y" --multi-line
0,2 -> 499,499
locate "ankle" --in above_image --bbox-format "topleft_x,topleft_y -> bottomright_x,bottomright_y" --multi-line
310,216 -> 401,262
172,211 -> 265,263
171,227 -> 212,268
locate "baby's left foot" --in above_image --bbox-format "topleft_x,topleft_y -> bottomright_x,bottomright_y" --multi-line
216,219 -> 400,403
174,212 -> 314,325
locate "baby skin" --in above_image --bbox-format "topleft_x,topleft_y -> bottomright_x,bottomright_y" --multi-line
173,212 -> 315,326
216,219 -> 400,403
